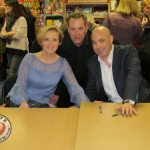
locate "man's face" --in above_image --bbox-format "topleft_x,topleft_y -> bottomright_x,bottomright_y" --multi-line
68,17 -> 88,47
91,30 -> 113,60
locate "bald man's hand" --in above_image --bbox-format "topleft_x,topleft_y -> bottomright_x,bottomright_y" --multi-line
115,103 -> 137,116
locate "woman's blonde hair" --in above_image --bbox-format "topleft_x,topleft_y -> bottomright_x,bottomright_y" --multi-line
141,0 -> 150,10
116,0 -> 141,18
37,26 -> 64,45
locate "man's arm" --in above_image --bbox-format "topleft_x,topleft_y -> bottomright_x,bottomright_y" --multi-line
123,45 -> 142,102
116,45 -> 141,115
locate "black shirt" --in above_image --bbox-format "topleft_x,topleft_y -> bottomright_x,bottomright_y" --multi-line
56,29 -> 95,107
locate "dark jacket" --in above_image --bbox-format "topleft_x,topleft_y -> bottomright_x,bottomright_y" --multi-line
56,29 -> 95,107
139,19 -> 150,63
85,45 -> 150,102
30,39 -> 41,53
0,16 -> 5,28
26,15 -> 36,52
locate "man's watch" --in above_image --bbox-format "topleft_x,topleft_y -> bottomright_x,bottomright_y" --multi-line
124,100 -> 136,106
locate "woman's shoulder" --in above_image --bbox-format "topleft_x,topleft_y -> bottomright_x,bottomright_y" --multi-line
107,11 -> 119,17
24,53 -> 34,59
131,15 -> 141,23
58,56 -> 72,70
59,56 -> 67,63
17,16 -> 26,21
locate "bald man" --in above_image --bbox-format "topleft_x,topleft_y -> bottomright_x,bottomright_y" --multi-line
85,26 -> 150,115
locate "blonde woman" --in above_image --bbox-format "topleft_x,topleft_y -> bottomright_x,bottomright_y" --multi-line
7,26 -> 89,108
141,0 -> 150,28
103,0 -> 143,45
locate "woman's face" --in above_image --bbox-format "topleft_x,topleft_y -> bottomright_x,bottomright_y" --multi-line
143,4 -> 150,16
40,30 -> 60,54
4,5 -> 13,15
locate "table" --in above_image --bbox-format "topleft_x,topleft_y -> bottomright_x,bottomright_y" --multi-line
0,108 -> 79,150
74,102 -> 150,150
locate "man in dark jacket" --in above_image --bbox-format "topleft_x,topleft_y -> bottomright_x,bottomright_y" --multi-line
139,19 -> 150,84
85,26 -> 150,115
56,12 -> 95,107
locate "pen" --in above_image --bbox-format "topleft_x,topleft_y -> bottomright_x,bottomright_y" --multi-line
112,112 -> 122,117
29,104 -> 36,108
99,106 -> 102,114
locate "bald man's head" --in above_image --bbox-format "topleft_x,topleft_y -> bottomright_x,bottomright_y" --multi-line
91,26 -> 113,60
92,26 -> 111,37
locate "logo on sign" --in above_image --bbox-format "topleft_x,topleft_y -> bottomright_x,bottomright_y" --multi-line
0,114 -> 12,143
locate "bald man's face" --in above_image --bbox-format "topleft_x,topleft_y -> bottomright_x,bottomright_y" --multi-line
91,29 -> 113,60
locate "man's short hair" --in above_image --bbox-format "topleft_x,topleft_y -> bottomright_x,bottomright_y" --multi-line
66,11 -> 87,26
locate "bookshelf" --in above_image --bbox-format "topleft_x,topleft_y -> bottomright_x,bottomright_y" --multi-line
46,15 -> 63,28
45,0 -> 64,28
64,0 -> 110,25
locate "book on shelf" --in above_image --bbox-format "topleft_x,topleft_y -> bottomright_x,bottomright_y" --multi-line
82,6 -> 92,14
74,6 -> 82,12
46,19 -> 53,26
66,7 -> 74,17
93,10 -> 108,17
86,14 -> 94,23
53,19 -> 62,28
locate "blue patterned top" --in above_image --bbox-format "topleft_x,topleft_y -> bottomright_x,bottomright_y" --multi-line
8,53 -> 89,107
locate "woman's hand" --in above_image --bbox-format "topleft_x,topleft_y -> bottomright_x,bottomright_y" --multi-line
49,95 -> 59,108
69,105 -> 78,108
1,29 -> 16,38
94,100 -> 103,104
19,102 -> 29,108
8,31 -> 16,39
141,17 -> 148,28
0,104 -> 6,108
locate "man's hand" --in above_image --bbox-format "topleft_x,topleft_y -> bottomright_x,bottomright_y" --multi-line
19,102 -> 29,108
115,103 -> 137,116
